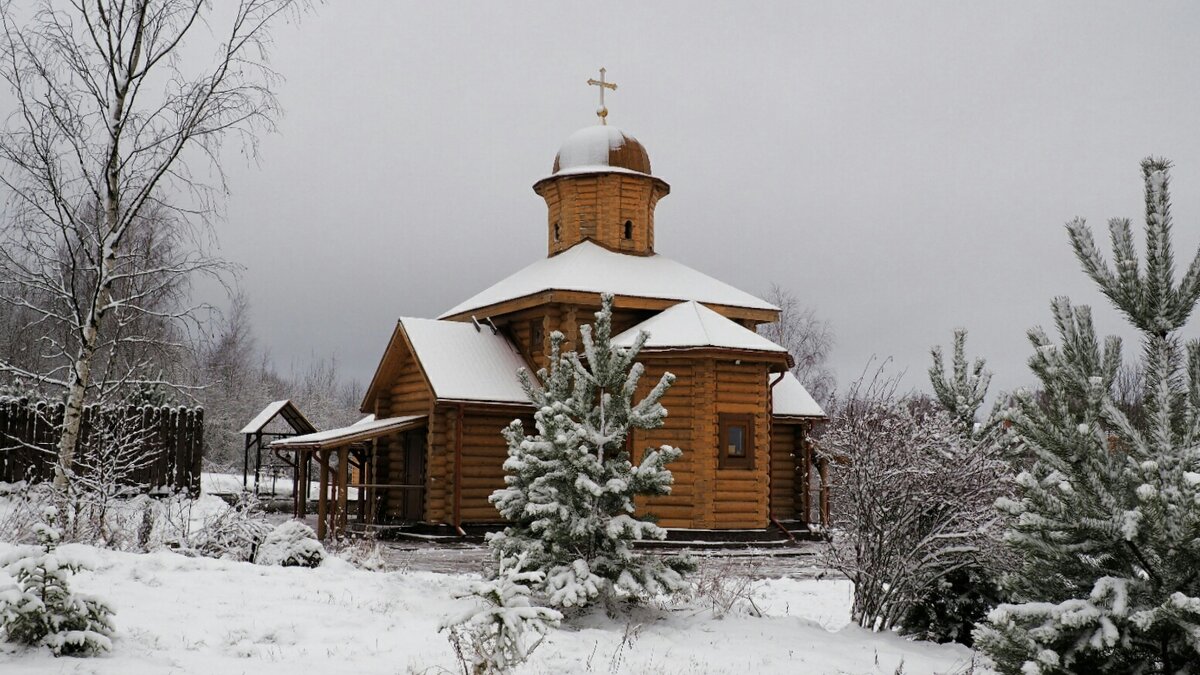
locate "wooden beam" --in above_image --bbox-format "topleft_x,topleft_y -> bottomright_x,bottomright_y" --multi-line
316,449 -> 329,540
296,451 -> 308,518
337,446 -> 349,538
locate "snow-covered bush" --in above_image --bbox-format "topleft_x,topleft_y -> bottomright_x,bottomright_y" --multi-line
334,534 -> 390,571
898,331 -> 1011,646
488,294 -> 692,610
254,520 -> 325,568
689,558 -> 763,619
190,496 -> 271,561
0,481 -> 56,544
975,159 -> 1200,673
442,554 -> 562,675
821,366 -> 1007,633
0,507 -> 114,656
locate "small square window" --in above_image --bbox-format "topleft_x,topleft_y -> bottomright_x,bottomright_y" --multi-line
530,320 -> 545,352
718,414 -> 754,469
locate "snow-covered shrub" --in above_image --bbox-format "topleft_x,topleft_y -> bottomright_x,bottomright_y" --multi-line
0,481 -> 55,544
689,558 -> 763,618
488,294 -> 693,610
190,496 -> 271,561
335,534 -> 390,571
0,507 -> 114,656
974,159 -> 1200,673
821,366 -> 1007,633
898,331 -> 1011,646
254,520 -> 325,568
442,554 -> 562,674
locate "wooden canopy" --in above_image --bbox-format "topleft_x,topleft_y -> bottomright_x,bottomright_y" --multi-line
270,415 -> 428,540
240,400 -> 318,496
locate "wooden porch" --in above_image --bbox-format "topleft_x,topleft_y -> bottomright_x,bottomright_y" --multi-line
269,415 -> 428,540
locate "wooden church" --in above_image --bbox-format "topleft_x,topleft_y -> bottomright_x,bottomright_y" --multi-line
274,78 -> 827,539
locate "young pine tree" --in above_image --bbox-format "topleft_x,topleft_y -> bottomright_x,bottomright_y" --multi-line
489,293 -> 692,610
0,507 -> 115,656
975,159 -> 1200,673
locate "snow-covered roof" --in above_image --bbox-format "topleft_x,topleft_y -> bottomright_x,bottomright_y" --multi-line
440,241 -> 778,319
270,415 -> 427,450
612,301 -> 789,354
401,318 -> 531,405
553,125 -> 650,176
772,372 -> 826,419
239,400 -> 316,435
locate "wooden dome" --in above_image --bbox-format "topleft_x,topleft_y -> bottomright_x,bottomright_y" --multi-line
551,125 -> 651,175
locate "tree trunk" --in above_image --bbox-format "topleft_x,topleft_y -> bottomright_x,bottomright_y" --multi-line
54,319 -> 101,489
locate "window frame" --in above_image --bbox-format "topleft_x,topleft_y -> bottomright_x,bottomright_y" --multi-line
717,413 -> 755,470
529,319 -> 545,353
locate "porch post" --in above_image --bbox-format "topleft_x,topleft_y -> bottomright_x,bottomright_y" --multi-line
317,449 -> 329,540
337,445 -> 349,538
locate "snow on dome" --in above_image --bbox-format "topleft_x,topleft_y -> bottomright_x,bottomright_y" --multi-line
612,301 -> 789,354
771,372 -> 826,418
439,241 -> 778,318
552,125 -> 651,176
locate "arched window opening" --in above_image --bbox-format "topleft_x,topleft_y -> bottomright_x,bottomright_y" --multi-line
623,220 -> 633,240
553,222 -> 560,242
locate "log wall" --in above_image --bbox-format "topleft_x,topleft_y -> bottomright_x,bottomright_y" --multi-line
711,360 -> 771,528
536,173 -> 668,257
636,361 -> 698,528
376,353 -> 435,521
769,422 -> 802,521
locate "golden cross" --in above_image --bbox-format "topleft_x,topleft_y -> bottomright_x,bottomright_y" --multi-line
587,67 -> 618,125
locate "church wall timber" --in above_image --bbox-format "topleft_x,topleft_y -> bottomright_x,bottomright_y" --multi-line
635,360 -> 698,528
768,422 -> 803,521
710,360 -> 771,528
375,354 -> 437,522
538,173 -> 666,256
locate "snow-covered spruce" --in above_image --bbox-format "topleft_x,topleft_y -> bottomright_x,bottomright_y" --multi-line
488,293 -> 692,609
974,158 -> 1200,673
0,507 -> 114,656
254,521 -> 325,568
442,553 -> 562,674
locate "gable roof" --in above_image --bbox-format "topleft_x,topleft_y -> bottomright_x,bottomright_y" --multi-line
771,372 -> 826,419
401,318 -> 531,405
239,400 -> 317,435
361,318 -> 532,412
438,241 -> 777,319
612,301 -> 790,356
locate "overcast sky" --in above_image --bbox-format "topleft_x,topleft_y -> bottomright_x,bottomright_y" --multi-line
212,1 -> 1200,399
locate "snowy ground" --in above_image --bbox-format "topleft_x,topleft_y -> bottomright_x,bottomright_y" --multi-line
201,471 -> 359,500
0,542 -> 980,674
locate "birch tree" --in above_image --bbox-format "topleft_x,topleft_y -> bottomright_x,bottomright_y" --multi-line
758,282 -> 836,403
0,0 -> 304,490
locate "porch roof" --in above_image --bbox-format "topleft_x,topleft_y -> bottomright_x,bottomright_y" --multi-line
269,415 -> 427,450
771,372 -> 826,419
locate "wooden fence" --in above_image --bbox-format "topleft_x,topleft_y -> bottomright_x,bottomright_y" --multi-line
0,397 -> 203,495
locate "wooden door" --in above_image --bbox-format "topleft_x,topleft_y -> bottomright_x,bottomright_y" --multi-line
398,429 -> 427,522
